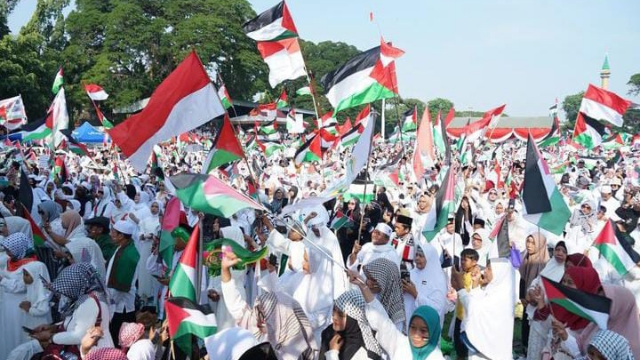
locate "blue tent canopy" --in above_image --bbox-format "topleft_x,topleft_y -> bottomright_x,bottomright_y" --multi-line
72,122 -> 105,143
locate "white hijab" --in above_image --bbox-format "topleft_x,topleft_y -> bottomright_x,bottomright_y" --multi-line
22,261 -> 51,304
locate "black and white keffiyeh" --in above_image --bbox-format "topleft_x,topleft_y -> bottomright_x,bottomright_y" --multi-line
363,257 -> 406,327
334,290 -> 383,360
42,262 -> 107,317
577,330 -> 634,360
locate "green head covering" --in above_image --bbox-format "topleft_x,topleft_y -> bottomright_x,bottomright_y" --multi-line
410,306 -> 441,360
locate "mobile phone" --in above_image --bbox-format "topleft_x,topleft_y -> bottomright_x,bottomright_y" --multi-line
22,326 -> 34,334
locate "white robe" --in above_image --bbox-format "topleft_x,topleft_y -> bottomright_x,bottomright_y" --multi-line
0,261 -> 30,355
137,214 -> 160,300
21,262 -> 52,329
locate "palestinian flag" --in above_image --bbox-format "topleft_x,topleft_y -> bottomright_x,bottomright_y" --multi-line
296,86 -> 311,96
202,114 -> 244,174
53,155 -> 67,183
320,111 -> 337,129
203,238 -> 268,277
317,128 -> 338,150
538,115 -> 561,147
259,120 -> 278,135
217,84 -> 233,110
169,224 -> 200,302
549,101 -> 558,117
20,204 -> 45,246
573,112 -> 607,149
20,118 -> 51,142
423,166 -> 456,241
286,108 -> 298,133
579,84 -> 632,127
259,140 -> 285,157
541,276 -> 611,330
489,214 -> 511,257
242,1 -> 298,41
344,182 -> 375,203
294,134 -> 322,165
171,173 -> 267,217
321,39 -> 404,113
60,129 -> 91,157
276,90 -> 288,109
165,297 -> 217,353
330,209 -> 353,230
593,221 -> 640,276
401,106 -> 417,132
521,134 -> 571,235
0,95 -> 27,131
91,102 -> 114,130
84,84 -> 109,101
245,135 -> 257,151
336,117 -> 352,136
109,51 -> 225,171
51,67 -> 64,95
159,197 -> 182,270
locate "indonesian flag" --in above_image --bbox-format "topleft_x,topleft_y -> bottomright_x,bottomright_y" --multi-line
84,84 -> 109,101
257,38 -> 306,88
579,84 -> 632,127
109,51 -> 225,171
242,1 -> 298,42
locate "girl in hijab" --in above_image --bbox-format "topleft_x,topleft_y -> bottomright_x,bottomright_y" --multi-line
551,266 -> 640,358
576,329 -> 634,360
567,200 -> 597,253
348,271 -> 444,360
92,185 -> 115,219
270,187 -> 288,214
469,229 -> 493,268
319,290 -> 384,360
525,241 -> 567,358
0,233 -> 37,354
403,243 -> 449,328
20,261 -> 52,330
454,196 -> 476,247
362,258 -> 406,332
119,321 -> 156,360
44,210 -> 106,278
137,200 -> 162,304
8,263 -> 115,360
411,193 -> 433,240
518,232 -> 550,353
219,252 -> 317,360
38,200 -> 64,243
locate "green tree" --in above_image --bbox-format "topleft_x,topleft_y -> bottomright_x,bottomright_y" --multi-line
562,91 -> 584,130
0,0 -> 21,37
628,73 -> 640,96
427,98 -> 454,121
61,0 -> 266,123
0,33 -> 60,118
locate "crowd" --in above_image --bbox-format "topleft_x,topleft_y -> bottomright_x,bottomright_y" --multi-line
0,130 -> 639,360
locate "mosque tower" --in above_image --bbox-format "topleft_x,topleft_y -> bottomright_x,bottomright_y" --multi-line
600,55 -> 610,89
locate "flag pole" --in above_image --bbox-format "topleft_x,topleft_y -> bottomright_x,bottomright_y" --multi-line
355,108 -> 378,244
381,98 -> 386,140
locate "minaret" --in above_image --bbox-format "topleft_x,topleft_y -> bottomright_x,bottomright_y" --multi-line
600,55 -> 610,89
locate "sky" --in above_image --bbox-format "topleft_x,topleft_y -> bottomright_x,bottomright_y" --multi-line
9,0 -> 640,118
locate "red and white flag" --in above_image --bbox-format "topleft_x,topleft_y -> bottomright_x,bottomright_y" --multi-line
84,84 -> 109,101
579,84 -> 632,127
109,51 -> 225,171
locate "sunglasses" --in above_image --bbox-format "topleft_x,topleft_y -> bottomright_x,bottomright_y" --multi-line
581,205 -> 591,209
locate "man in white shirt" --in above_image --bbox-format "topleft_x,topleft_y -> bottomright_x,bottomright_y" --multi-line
348,223 -> 400,273
599,185 -> 621,220
106,220 -> 140,347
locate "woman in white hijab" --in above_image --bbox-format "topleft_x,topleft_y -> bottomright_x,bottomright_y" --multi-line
469,229 -> 494,268
403,242 -> 449,328
136,200 -> 162,304
20,261 -> 52,329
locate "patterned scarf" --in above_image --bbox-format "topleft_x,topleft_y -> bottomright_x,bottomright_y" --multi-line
42,262 -> 107,318
364,258 -> 406,327
577,330 -> 634,360
255,291 -> 316,360
85,348 -> 128,360
333,290 -> 383,360
1,232 -> 30,260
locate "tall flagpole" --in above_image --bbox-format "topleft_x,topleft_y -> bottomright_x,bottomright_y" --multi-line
381,98 -> 386,140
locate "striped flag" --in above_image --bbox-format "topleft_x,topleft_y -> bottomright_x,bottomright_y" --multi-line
242,1 -> 298,41
521,133 -> 571,235
165,297 -> 217,353
579,84 -> 632,127
593,221 -> 640,276
541,276 -> 611,330
423,166 -> 456,241
169,224 -> 200,302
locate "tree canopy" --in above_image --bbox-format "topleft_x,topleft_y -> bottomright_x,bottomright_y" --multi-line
628,73 -> 640,97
